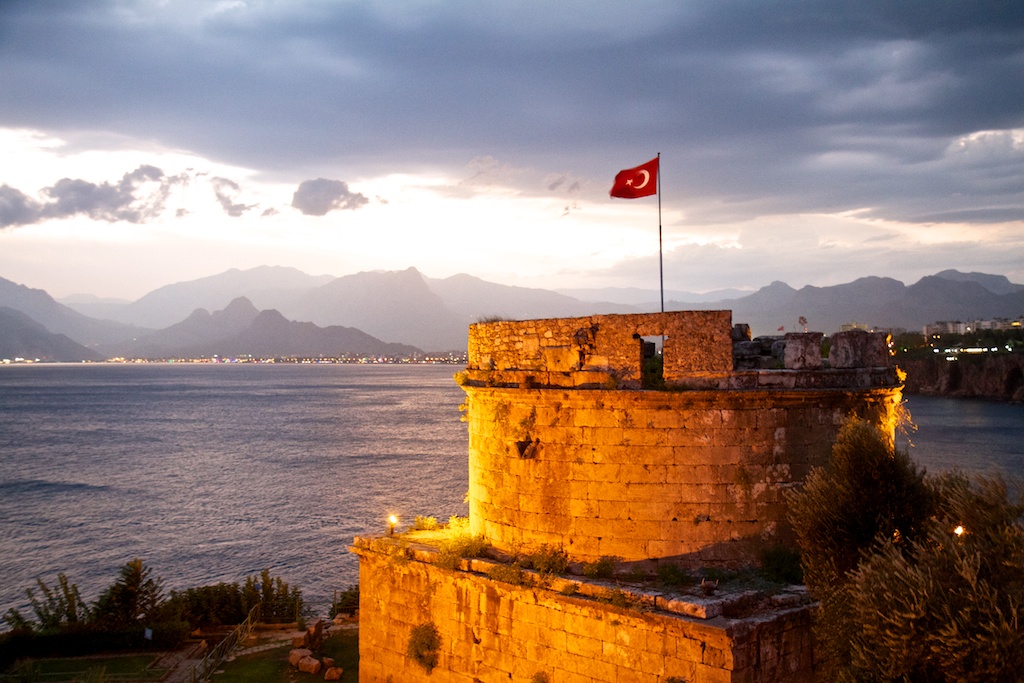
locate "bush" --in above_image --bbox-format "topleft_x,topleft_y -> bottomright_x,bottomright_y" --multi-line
789,416 -> 1024,681
528,545 -> 569,575
656,563 -> 693,588
844,473 -> 1024,682
434,516 -> 489,570
486,562 -> 529,586
414,515 -> 439,530
758,545 -> 803,585
581,556 -> 618,579
407,622 -> 441,673
330,585 -> 359,618
787,417 -> 932,677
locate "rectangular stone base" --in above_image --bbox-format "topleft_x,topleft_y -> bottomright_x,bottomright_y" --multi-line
353,541 -> 816,682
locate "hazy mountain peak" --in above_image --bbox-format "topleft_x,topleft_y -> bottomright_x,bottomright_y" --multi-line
934,269 -> 1024,295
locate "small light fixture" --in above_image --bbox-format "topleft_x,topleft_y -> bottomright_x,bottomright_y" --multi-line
387,515 -> 399,536
954,525 -> 965,536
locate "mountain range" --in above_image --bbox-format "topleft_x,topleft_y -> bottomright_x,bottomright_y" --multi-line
1,266 -> 1022,362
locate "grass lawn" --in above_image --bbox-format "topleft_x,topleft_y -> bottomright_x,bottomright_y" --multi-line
11,654 -> 169,681
212,629 -> 358,683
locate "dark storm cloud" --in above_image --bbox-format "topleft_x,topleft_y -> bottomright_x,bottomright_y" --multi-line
0,165 -> 177,228
291,178 -> 368,216
0,1 -> 1021,224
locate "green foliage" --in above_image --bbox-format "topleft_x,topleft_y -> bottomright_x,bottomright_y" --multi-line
248,569 -> 302,623
486,562 -> 530,586
331,584 -> 360,618
642,352 -> 665,390
790,416 -> 1024,681
531,673 -> 550,683
656,563 -> 693,589
602,587 -> 643,610
528,545 -> 569,576
92,559 -> 165,630
407,622 -> 441,673
789,417 -> 931,583
414,515 -> 440,530
581,556 -> 618,579
166,582 -> 248,627
844,473 -> 1024,683
788,419 -> 932,676
9,573 -> 87,634
434,517 -> 488,570
758,545 -> 803,585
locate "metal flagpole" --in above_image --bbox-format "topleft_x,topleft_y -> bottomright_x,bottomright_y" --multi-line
657,152 -> 663,313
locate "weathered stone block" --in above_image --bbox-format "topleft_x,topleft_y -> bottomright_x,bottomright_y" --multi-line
829,329 -> 890,368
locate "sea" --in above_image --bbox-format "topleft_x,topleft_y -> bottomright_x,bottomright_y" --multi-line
1,364 -> 1022,619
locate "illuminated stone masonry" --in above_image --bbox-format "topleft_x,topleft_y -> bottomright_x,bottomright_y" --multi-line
354,311 -> 903,681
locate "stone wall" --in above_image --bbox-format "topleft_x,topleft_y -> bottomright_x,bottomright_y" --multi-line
466,311 -> 734,388
354,544 -> 815,682
463,383 -> 902,567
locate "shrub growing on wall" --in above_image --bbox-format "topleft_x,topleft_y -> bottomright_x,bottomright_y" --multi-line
407,622 -> 441,673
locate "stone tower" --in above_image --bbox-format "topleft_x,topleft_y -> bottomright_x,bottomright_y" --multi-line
353,311 -> 902,681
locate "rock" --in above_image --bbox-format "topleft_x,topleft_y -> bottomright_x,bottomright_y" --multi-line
293,634 -> 309,648
784,332 -> 823,370
288,648 -> 313,667
830,329 -> 890,368
322,657 -> 335,668
324,666 -> 344,680
298,656 -> 322,674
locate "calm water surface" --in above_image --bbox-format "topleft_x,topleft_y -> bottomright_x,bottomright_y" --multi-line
0,364 -> 468,617
1,366 -> 1021,619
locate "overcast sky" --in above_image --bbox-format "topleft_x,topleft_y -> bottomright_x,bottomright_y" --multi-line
1,0 -> 1022,300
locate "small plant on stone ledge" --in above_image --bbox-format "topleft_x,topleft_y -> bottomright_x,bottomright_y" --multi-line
528,545 -> 569,576
414,515 -> 440,531
581,555 -> 618,579
407,622 -> 441,673
435,516 -> 489,570
759,544 -> 803,585
531,674 -> 550,683
487,562 -> 531,586
657,563 -> 694,589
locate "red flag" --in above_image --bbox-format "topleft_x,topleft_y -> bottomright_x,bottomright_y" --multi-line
610,157 -> 658,198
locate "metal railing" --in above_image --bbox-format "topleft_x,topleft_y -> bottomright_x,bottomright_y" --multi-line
187,603 -> 261,683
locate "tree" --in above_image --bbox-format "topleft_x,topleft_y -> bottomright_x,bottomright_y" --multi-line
790,417 -> 1024,681
845,474 -> 1024,682
788,417 -> 933,678
91,559 -> 165,630
2,573 -> 86,634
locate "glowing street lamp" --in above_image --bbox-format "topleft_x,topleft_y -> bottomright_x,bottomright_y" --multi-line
387,514 -> 399,536
954,525 -> 965,536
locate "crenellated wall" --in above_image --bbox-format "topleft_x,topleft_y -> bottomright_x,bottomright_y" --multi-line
465,311 -> 734,389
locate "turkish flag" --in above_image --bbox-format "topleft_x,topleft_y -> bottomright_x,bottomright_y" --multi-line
610,157 -> 658,198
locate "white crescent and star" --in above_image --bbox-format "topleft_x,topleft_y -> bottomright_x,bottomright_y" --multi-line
632,169 -> 650,189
